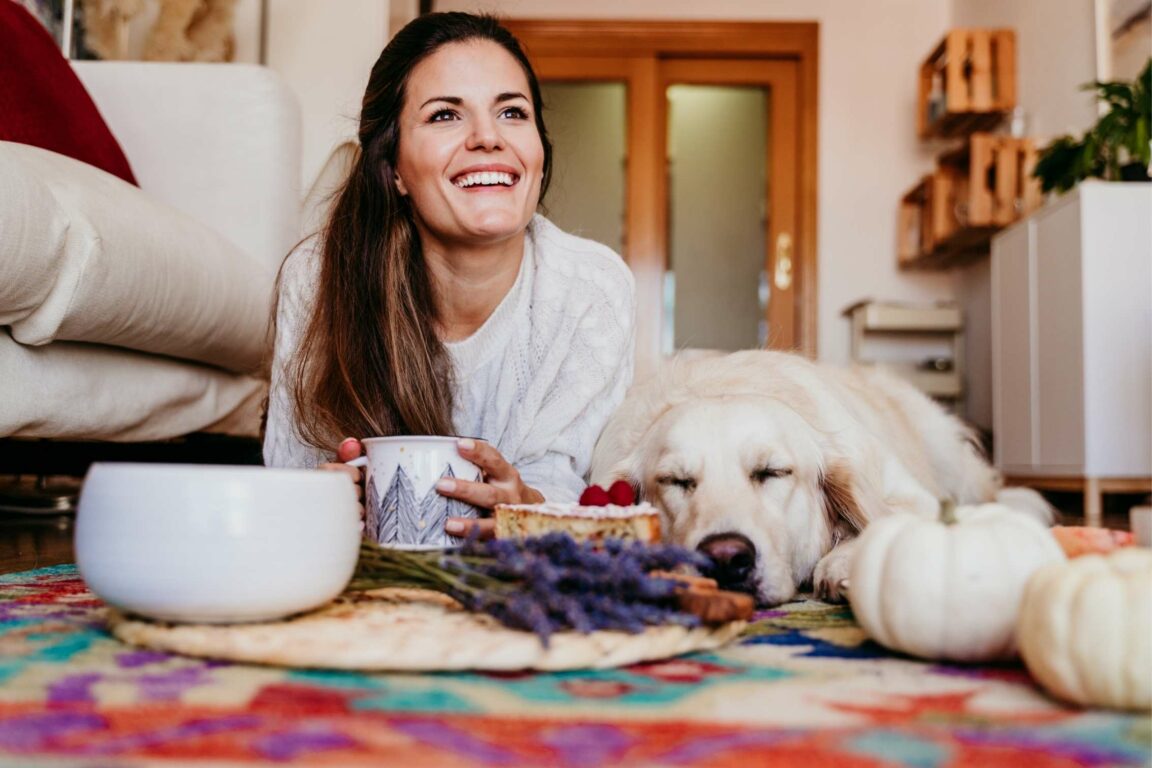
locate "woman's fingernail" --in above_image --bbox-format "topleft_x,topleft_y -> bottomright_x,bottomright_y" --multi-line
445,520 -> 465,534
436,478 -> 456,493
457,438 -> 475,451
340,437 -> 358,449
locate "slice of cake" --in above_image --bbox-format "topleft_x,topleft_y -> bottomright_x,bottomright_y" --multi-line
494,501 -> 662,543
494,482 -> 661,544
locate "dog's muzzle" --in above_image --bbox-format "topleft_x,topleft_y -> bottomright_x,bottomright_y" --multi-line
696,532 -> 757,593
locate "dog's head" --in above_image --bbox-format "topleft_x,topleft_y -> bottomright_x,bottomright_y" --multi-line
595,395 -> 867,606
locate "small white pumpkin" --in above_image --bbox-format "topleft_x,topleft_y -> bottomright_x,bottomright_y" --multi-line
1016,547 -> 1152,710
848,501 -> 1066,662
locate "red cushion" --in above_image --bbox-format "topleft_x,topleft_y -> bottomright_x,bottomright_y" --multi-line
0,0 -> 136,185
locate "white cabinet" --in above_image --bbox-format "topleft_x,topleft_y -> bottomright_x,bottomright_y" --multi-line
991,181 -> 1152,523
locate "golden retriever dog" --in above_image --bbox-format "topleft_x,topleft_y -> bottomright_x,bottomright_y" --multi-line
590,350 -> 1048,606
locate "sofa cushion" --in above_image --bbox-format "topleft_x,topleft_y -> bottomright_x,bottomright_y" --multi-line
0,331 -> 265,440
71,61 -> 303,272
0,148 -> 68,327
0,141 -> 273,374
0,0 -> 137,185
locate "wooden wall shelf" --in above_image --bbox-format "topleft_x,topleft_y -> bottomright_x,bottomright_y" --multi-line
918,29 -> 1016,139
898,133 -> 1041,270
937,133 -> 1042,226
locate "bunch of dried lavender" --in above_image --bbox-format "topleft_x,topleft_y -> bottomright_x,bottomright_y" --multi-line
351,533 -> 711,644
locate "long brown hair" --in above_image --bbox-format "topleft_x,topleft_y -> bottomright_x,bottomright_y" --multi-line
286,12 -> 553,449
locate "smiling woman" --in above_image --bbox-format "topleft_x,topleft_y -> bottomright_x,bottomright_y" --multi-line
264,13 -> 636,541
393,40 -> 546,264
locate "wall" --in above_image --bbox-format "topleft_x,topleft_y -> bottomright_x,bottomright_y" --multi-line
949,0 -> 1100,429
265,0 -> 392,192
437,0 -> 957,364
950,0 -> 1099,139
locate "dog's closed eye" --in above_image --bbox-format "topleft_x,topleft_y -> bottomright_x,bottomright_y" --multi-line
657,474 -> 697,493
750,465 -> 793,484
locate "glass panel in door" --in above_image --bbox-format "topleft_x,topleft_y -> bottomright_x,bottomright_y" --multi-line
664,84 -> 769,353
538,82 -> 627,255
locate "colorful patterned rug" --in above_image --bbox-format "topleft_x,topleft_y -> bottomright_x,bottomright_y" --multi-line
0,566 -> 1147,767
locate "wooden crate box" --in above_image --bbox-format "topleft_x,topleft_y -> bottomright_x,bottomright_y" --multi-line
898,174 -> 951,268
938,133 -> 1042,229
918,29 -> 1016,139
899,134 -> 1041,269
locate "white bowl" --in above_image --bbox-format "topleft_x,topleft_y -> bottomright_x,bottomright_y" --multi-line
75,463 -> 361,624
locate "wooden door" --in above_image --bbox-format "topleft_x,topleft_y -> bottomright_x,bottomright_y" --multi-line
658,59 -> 799,353
507,21 -> 819,377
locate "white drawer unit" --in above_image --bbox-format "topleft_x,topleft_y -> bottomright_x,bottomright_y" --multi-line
846,300 -> 965,407
991,181 -> 1152,524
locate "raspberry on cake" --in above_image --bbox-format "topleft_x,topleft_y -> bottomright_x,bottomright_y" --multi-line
494,483 -> 661,543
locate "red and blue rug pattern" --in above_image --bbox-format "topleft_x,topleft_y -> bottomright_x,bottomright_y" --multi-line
0,566 -> 1147,766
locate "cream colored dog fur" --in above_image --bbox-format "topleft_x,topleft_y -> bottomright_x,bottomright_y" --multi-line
590,350 -> 1046,606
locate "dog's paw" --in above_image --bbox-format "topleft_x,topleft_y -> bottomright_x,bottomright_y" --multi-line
812,541 -> 857,603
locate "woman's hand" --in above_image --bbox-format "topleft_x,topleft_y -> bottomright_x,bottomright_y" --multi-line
319,437 -> 365,525
438,438 -> 543,540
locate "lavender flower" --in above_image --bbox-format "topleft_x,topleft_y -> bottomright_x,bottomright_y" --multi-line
352,533 -> 709,645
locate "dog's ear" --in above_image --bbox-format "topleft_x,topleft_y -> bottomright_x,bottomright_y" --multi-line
821,460 -> 868,541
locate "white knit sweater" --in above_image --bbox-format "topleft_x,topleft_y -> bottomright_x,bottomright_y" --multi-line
263,215 -> 636,502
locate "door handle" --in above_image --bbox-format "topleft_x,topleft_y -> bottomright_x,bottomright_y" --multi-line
774,232 -> 793,291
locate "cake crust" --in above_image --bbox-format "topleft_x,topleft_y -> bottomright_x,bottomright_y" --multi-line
494,502 -> 661,543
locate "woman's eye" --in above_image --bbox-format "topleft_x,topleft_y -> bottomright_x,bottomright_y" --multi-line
429,109 -> 458,123
499,106 -> 529,120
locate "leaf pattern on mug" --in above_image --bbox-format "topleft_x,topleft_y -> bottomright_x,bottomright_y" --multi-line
414,465 -> 455,546
370,463 -> 484,546
365,474 -> 382,542
377,468 -> 413,545
445,469 -> 480,544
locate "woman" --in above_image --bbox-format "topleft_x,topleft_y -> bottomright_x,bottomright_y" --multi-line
264,13 -> 636,536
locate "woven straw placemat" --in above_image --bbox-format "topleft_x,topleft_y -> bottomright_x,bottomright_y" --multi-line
108,588 -> 746,672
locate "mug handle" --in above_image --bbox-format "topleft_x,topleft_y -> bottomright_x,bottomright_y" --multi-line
345,456 -> 369,468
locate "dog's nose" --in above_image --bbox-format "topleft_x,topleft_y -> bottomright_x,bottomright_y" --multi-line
696,533 -> 757,589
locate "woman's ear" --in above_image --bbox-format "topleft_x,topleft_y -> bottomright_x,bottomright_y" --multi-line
394,173 -> 408,196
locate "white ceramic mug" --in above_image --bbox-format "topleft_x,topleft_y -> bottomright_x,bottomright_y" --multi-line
347,436 -> 482,549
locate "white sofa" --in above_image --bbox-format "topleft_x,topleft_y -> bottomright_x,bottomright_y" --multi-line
0,61 -> 301,446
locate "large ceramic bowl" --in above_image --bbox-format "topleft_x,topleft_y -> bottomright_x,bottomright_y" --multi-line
75,463 -> 361,624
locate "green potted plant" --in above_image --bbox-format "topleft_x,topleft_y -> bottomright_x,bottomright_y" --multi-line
1033,58 -> 1151,193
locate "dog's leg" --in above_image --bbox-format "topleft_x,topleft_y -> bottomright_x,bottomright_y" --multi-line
815,463 -> 866,603
812,537 -> 859,602
815,451 -> 938,603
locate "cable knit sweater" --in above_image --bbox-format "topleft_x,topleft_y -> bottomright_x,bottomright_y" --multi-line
263,215 -> 636,502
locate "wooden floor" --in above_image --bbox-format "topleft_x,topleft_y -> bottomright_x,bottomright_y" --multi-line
0,513 -> 75,575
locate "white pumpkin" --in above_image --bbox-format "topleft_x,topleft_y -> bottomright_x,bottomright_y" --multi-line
848,501 -> 1066,662
1017,547 -> 1152,710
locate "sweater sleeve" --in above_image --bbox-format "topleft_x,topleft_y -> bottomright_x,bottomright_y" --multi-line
263,239 -> 329,469
512,257 -> 636,502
